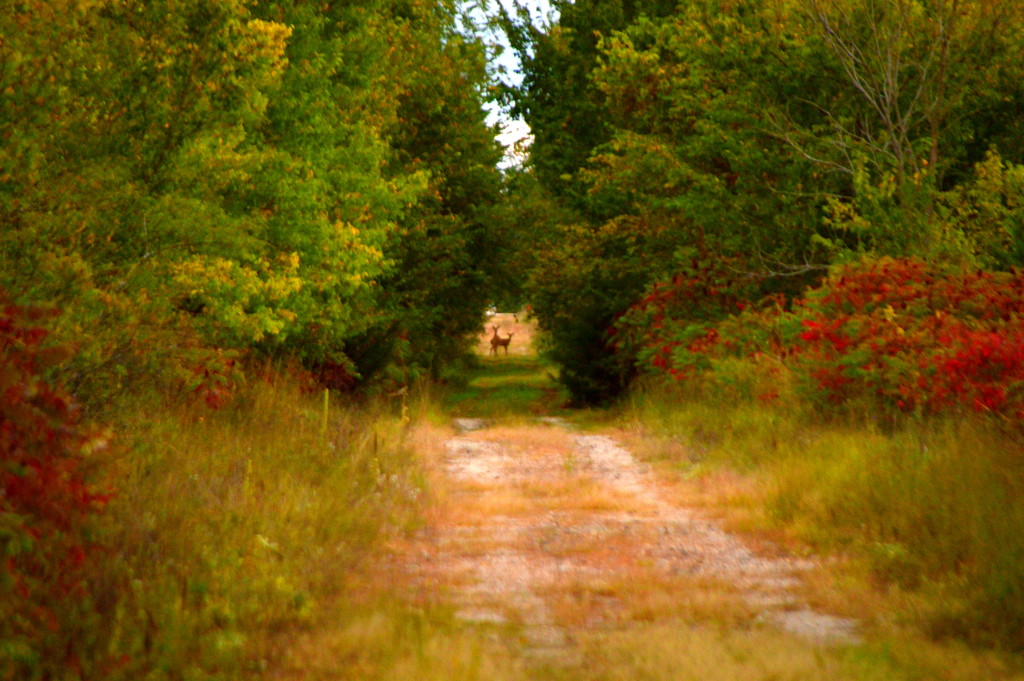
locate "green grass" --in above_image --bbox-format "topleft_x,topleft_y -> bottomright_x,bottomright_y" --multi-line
444,356 -> 568,418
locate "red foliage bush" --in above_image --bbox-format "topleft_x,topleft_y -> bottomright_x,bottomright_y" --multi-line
790,258 -> 1024,417
183,348 -> 243,409
313,359 -> 358,392
1,297 -> 114,673
616,257 -> 1024,420
609,257 -> 761,379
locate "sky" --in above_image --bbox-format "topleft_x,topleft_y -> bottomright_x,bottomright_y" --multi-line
471,0 -> 556,167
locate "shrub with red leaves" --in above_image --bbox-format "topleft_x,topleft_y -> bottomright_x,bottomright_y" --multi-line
788,258 -> 1024,417
182,348 -> 243,409
1,297 -> 114,675
609,257 -> 763,380
616,257 -> 1024,421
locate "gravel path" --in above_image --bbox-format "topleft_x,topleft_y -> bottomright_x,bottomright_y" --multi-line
402,421 -> 858,667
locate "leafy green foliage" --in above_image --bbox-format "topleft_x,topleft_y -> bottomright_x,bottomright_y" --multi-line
0,4 -> 507,669
365,1 -> 506,382
1,0 -> 506,403
937,150 -> 1024,268
503,0 -> 1024,404
497,0 -> 678,210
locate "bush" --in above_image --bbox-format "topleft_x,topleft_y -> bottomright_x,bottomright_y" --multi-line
1,298 -> 115,678
618,257 -> 1024,422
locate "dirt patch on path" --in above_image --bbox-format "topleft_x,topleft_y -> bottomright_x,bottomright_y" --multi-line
399,420 -> 858,668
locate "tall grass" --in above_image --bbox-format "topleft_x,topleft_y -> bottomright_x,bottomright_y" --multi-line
59,370 -> 433,679
29,353 -> 1022,680
623,382 -> 1024,652
0,362 -> 564,680
575,623 -> 1024,681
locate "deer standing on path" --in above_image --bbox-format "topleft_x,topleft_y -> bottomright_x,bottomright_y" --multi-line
489,326 -> 514,356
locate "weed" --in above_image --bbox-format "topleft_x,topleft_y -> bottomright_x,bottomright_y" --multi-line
31,367 -> 433,680
624,383 -> 1024,653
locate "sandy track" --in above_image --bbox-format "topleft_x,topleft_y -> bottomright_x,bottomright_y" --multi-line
400,420 -> 858,666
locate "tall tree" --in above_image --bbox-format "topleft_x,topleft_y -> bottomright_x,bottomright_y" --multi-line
497,0 -> 677,212
341,0 -> 506,384
0,0 -> 506,404
772,0 -> 1024,255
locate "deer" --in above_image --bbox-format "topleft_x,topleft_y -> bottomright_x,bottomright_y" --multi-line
489,326 -> 514,356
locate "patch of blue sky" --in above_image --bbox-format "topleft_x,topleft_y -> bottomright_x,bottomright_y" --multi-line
459,0 -> 555,168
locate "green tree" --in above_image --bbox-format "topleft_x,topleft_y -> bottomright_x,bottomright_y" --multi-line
497,0 -> 677,212
770,0 -> 1024,256
345,0 -> 506,384
510,0 -> 829,402
1,0 -> 505,403
503,0 -> 1024,403
1,0 -> 311,403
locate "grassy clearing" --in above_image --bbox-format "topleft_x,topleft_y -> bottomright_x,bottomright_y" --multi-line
444,355 -> 567,418
617,382 -> 1024,671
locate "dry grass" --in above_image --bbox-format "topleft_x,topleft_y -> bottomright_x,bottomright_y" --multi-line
432,484 -> 652,526
575,624 -> 860,681
272,601 -> 532,681
575,622 -> 1024,681
620,384 -> 1024,675
515,477 -> 655,513
431,424 -> 659,521
545,566 -> 756,631
78,380 -> 369,677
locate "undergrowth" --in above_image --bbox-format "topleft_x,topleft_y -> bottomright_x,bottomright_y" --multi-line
102,378 -> 425,678
2,357 -> 448,680
624,381 -> 1024,656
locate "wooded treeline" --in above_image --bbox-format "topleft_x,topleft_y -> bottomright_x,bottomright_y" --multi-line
494,1 -> 1024,650
2,0 -> 506,409
497,0 -> 1024,404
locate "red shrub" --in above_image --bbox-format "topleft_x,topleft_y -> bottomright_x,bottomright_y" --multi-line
1,297 -> 114,673
610,257 -> 761,379
178,347 -> 244,409
616,257 -> 1024,421
789,258 -> 1024,417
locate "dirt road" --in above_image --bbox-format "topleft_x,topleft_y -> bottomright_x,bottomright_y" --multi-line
400,415 -> 859,670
